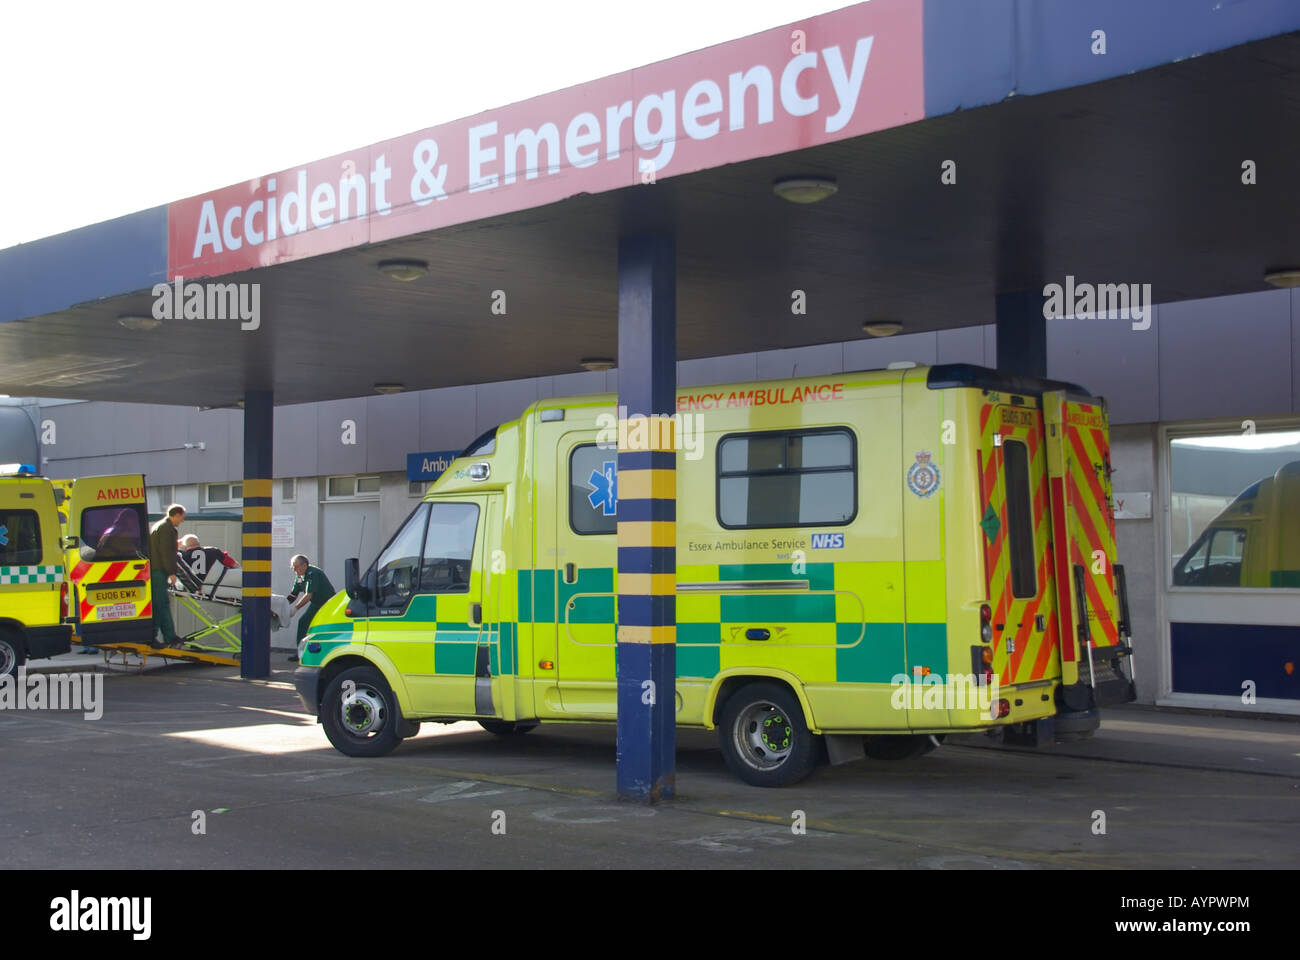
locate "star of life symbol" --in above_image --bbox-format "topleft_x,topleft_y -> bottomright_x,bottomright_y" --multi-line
0,525 -> 8,547
907,450 -> 940,498
586,461 -> 618,516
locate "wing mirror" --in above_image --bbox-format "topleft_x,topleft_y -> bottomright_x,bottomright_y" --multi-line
344,558 -> 372,604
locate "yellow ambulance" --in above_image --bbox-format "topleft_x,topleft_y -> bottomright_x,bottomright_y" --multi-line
0,465 -> 72,676
294,364 -> 1137,786
54,475 -> 155,648
1173,459 -> 1300,588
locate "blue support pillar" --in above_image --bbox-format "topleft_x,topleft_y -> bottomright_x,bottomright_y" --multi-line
995,290 -> 1048,378
241,390 -> 273,679
615,234 -> 676,803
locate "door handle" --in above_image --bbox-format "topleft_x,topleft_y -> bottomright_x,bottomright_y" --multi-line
564,563 -> 576,584
471,602 -> 482,625
746,628 -> 770,641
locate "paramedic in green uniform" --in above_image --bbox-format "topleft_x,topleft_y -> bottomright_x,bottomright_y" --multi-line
148,504 -> 186,648
287,554 -> 334,662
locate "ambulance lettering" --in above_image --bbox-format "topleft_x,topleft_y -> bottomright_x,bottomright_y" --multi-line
96,487 -> 144,501
810,533 -> 843,549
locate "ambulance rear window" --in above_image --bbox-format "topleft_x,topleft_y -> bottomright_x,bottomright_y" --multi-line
1002,440 -> 1037,599
80,505 -> 147,562
717,428 -> 856,529
0,509 -> 42,565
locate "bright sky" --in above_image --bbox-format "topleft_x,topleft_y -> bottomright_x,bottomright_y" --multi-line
0,0 -> 849,251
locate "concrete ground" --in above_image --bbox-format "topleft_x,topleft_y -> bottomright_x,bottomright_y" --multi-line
3,653 -> 1297,869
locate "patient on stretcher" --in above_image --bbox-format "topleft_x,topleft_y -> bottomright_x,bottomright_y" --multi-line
176,534 -> 240,594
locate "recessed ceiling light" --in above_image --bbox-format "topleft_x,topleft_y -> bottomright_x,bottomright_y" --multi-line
773,176 -> 838,204
1264,269 -> 1300,288
580,358 -> 615,372
863,321 -> 903,337
117,314 -> 161,331
378,259 -> 428,282
374,383 -> 405,394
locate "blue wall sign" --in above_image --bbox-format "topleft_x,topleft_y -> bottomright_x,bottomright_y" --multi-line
407,450 -> 462,483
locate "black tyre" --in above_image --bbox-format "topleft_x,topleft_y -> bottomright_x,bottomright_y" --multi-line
864,734 -> 939,761
718,682 -> 820,787
478,720 -> 538,736
0,630 -> 26,679
320,666 -> 405,758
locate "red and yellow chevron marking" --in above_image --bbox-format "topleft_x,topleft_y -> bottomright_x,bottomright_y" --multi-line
1062,403 -> 1119,647
70,559 -> 151,622
979,402 -> 1061,688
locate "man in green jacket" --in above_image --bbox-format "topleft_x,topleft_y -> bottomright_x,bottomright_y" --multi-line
287,554 -> 335,662
148,504 -> 186,648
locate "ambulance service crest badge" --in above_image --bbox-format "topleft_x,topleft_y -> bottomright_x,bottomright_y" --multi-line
907,451 -> 940,498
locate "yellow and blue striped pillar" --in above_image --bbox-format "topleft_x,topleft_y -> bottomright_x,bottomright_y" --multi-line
241,390 -> 273,678
615,234 -> 676,802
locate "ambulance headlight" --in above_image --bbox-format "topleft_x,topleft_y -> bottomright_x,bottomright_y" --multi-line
297,638 -> 308,659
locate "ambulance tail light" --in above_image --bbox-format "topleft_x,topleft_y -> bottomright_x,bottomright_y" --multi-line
59,582 -> 69,619
979,603 -> 993,643
970,645 -> 995,688
995,699 -> 1011,719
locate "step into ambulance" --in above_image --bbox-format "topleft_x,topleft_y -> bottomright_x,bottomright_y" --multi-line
0,465 -> 72,676
53,475 -> 154,648
294,364 -> 1137,786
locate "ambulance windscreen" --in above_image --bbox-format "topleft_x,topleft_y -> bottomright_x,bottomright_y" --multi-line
461,428 -> 497,458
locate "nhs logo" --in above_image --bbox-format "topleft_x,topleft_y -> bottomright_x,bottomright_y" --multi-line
810,533 -> 844,550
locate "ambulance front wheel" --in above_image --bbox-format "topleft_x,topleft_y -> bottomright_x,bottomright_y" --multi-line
321,666 -> 404,758
719,682 -> 821,787
0,629 -> 25,679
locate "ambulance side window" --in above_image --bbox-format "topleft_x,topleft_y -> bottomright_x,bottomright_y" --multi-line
716,428 -> 856,528
570,444 -> 619,535
0,510 -> 42,565
418,503 -> 479,592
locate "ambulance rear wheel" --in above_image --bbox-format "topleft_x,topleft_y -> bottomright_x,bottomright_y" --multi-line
321,666 -> 404,758
478,720 -> 537,736
719,682 -> 820,787
0,630 -> 25,679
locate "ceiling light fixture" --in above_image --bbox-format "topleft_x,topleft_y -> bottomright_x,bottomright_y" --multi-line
863,321 -> 903,338
773,176 -> 838,204
117,314 -> 162,331
374,383 -> 405,395
580,358 -> 615,372
1263,268 -> 1300,288
378,259 -> 428,282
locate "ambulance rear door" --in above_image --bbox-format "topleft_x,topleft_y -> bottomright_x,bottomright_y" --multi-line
66,475 -> 153,644
1041,392 -> 1121,687
977,396 -> 1061,692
